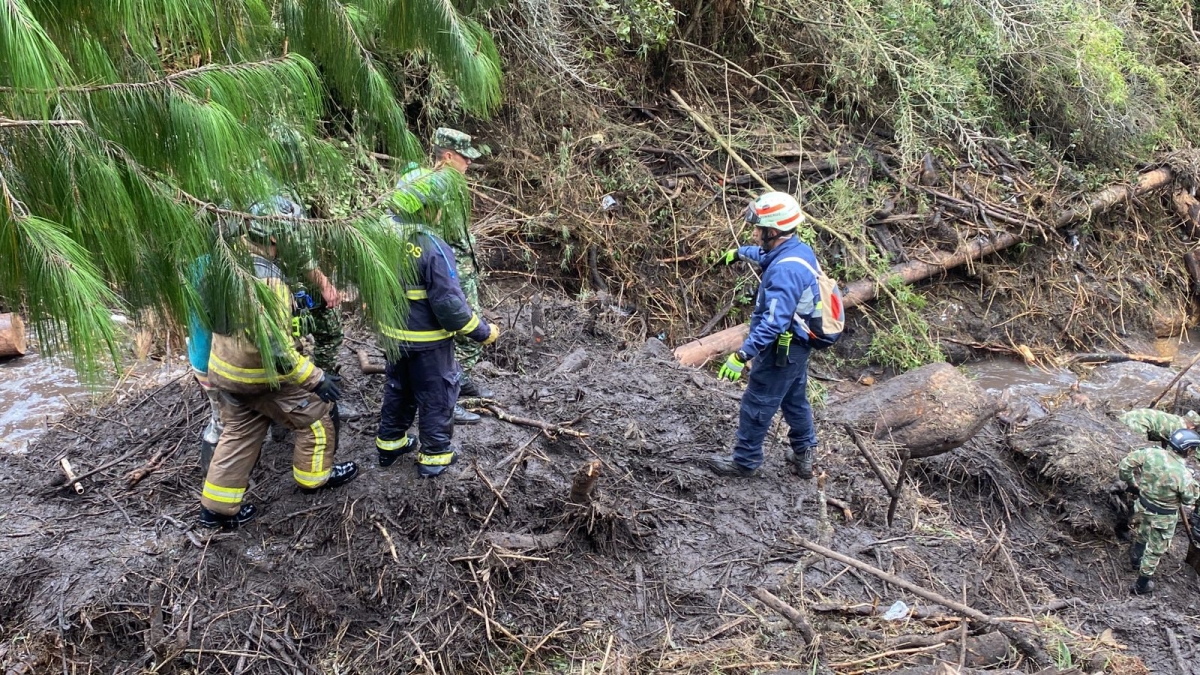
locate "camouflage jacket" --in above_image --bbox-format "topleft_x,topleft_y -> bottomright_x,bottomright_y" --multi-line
1119,445 -> 1200,509
1119,408 -> 1188,442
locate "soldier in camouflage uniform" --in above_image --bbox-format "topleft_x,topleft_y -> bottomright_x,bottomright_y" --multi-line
1118,428 -> 1200,595
1119,407 -> 1200,445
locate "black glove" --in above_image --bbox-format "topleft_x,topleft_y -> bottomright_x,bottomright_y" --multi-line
1124,482 -> 1140,498
314,374 -> 342,403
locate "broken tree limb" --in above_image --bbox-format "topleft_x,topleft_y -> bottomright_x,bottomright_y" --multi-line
669,89 -> 771,191
725,157 -> 849,187
59,458 -> 84,494
751,588 -> 816,645
1148,350 -> 1200,408
569,460 -> 602,505
478,404 -> 589,438
795,538 -> 1050,667
887,449 -> 911,527
1054,167 -> 1175,228
844,425 -> 898,499
1068,352 -> 1172,367
357,349 -> 385,375
1172,190 -> 1200,240
674,167 -> 1179,367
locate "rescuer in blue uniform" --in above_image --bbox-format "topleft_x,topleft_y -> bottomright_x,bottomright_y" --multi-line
707,192 -> 821,478
375,224 -> 499,477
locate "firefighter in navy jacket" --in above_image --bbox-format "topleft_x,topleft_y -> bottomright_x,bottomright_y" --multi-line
376,225 -> 498,477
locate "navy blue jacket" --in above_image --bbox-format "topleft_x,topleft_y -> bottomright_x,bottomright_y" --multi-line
381,230 -> 491,351
735,236 -> 820,359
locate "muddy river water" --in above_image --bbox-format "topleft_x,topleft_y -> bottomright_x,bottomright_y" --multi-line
3,334 -> 1200,455
0,352 -> 185,455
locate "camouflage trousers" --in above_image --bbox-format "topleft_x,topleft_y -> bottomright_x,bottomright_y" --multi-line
308,306 -> 344,374
1132,502 -> 1179,576
454,255 -> 483,373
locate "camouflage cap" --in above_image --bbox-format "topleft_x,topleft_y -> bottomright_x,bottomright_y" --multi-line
1187,410 -> 1200,425
433,127 -> 483,159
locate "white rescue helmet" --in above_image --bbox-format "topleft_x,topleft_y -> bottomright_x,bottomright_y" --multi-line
745,191 -> 805,232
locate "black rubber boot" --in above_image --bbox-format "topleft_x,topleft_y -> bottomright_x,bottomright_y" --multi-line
418,449 -> 458,478
703,455 -> 761,478
199,504 -> 258,530
378,435 -> 418,468
1128,542 -> 1146,572
1132,575 -> 1155,595
301,462 -> 359,493
785,446 -> 816,479
453,404 -> 481,425
459,376 -> 494,399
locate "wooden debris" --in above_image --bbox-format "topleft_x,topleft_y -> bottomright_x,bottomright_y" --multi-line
357,349 -> 385,375
483,530 -> 568,551
752,587 -> 816,645
478,404 -> 588,438
569,460 -> 602,505
1069,352 -> 1172,367
0,312 -> 27,358
59,457 -> 84,494
795,538 -> 1051,666
887,449 -> 911,527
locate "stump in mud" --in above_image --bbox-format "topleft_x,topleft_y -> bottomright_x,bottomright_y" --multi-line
0,312 -> 28,358
1008,405 -> 1143,536
831,362 -> 997,458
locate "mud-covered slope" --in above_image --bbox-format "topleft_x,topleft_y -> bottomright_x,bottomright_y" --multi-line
1,295 -> 1196,674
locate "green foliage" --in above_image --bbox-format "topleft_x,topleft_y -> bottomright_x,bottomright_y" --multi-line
865,283 -> 944,370
756,0 -> 1190,164
591,0 -> 676,55
0,0 -> 501,377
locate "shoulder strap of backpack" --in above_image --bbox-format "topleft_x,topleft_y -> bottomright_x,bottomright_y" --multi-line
776,256 -> 823,279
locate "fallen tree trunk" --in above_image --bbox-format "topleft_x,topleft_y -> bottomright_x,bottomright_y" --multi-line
0,312 -> 28,358
1068,352 -> 1172,367
675,167 -> 1177,367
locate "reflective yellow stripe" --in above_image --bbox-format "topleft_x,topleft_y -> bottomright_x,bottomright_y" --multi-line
285,358 -> 315,384
208,354 -> 270,383
380,325 -> 452,342
293,466 -> 331,487
310,419 -> 326,477
417,452 -> 454,467
455,315 -> 480,336
404,288 -> 428,300
376,436 -> 412,451
202,481 -> 245,504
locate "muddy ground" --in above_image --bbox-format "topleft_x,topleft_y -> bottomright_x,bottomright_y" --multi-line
3,293 -> 1200,674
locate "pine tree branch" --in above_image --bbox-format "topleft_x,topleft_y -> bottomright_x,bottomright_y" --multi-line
176,188 -> 394,225
0,117 -> 84,127
0,56 -> 296,94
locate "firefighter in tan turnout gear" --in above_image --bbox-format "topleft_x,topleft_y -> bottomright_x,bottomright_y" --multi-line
198,214 -> 357,529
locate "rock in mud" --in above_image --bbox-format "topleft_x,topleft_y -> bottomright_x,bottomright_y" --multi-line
830,362 -> 997,458
1007,404 -> 1144,536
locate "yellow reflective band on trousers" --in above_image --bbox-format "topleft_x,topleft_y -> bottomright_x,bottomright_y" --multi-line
294,420 -> 330,487
380,325 -> 452,342
376,436 -> 412,451
417,452 -> 454,466
455,315 -> 480,336
404,288 -> 428,300
202,481 -> 246,504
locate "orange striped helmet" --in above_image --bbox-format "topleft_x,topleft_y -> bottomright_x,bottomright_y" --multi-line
745,191 -> 805,232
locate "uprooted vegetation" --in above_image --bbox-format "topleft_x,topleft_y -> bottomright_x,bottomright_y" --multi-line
4,295 -> 1200,674
461,0 -> 1200,372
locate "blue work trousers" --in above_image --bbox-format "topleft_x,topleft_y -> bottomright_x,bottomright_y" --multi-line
732,343 -> 817,471
377,341 -> 459,452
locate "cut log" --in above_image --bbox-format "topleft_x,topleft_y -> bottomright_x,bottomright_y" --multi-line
357,349 -> 385,375
0,312 -> 28,358
831,363 -> 997,458
674,168 -> 1177,367
1172,190 -> 1200,240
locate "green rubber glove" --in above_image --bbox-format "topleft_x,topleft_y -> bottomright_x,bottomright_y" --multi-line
714,248 -> 739,267
717,351 -> 748,382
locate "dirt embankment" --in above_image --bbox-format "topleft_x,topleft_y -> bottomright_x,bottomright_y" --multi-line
2,293 -> 1198,674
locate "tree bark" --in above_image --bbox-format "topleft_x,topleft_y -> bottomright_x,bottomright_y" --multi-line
0,313 -> 28,358
674,168 -> 1176,367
